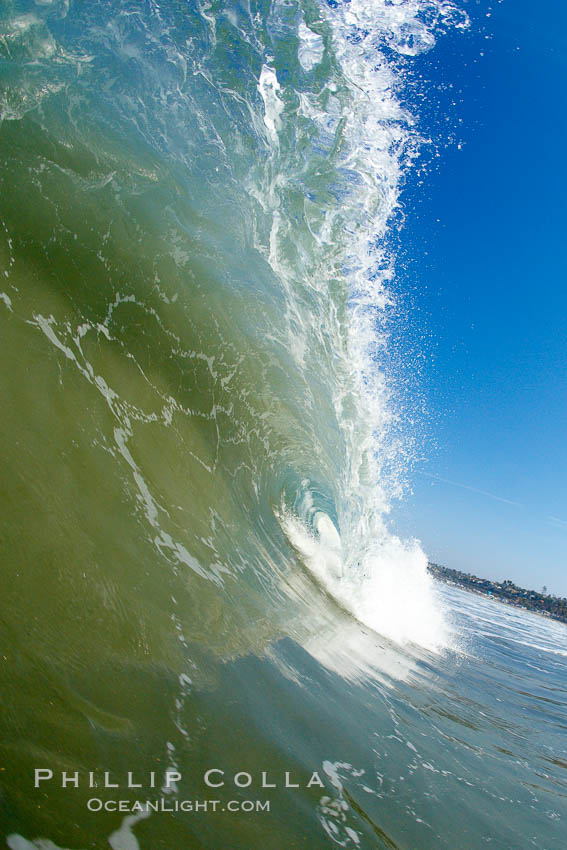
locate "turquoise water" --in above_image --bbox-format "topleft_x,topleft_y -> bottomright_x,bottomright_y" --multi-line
1,0 -> 566,847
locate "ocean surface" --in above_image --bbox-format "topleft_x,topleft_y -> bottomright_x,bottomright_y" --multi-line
1,0 -> 566,847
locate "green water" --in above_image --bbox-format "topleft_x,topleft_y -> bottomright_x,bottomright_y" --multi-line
1,1 -> 566,848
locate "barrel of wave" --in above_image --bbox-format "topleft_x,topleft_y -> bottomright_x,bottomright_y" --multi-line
279,507 -> 451,653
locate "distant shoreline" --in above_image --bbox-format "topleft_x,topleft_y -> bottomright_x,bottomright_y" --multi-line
427,563 -> 567,625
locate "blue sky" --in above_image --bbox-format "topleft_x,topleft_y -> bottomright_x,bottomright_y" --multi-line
391,0 -> 567,596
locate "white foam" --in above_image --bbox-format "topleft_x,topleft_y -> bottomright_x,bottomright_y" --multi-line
257,65 -> 284,145
108,811 -> 151,850
298,21 -> 324,71
279,506 -> 449,654
7,838 -> 75,850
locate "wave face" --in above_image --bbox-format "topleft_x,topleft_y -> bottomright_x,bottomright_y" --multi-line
0,1 -> 496,848
0,0 -> 466,651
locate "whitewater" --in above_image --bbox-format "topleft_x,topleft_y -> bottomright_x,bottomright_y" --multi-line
1,0 -> 566,847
